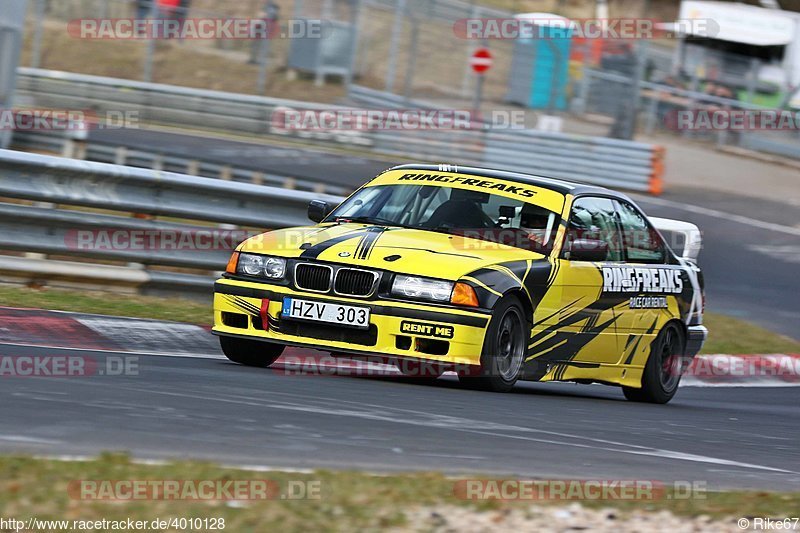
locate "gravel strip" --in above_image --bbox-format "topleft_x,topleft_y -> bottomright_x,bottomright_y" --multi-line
399,503 -> 743,532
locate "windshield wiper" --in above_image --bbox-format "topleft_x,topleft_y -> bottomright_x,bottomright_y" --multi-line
334,216 -> 408,228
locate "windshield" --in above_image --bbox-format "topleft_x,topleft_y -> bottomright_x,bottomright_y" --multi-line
327,184 -> 562,254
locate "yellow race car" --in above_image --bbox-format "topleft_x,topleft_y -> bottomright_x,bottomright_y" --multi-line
213,164 -> 707,403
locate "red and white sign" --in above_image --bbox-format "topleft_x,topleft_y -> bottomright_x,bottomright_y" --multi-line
470,48 -> 493,74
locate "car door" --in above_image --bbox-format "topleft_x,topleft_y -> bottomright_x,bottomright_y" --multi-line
613,199 -> 677,366
551,196 -> 624,365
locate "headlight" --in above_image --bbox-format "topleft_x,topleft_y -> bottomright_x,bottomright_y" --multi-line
391,275 -> 453,302
235,253 -> 286,279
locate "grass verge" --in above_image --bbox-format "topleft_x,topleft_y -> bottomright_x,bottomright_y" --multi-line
0,285 -> 798,355
0,285 -> 210,325
0,454 -> 798,531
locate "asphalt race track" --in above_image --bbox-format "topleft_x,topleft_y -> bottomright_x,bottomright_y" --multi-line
10,130 -> 791,492
0,343 -> 798,491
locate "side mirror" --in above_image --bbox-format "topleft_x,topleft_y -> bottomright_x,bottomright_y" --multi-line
566,239 -> 609,262
308,200 -> 332,223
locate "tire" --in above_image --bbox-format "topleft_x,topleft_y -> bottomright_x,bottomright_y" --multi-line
459,295 -> 529,393
622,323 -> 685,404
219,336 -> 284,368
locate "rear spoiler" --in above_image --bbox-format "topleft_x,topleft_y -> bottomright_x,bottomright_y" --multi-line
649,217 -> 702,262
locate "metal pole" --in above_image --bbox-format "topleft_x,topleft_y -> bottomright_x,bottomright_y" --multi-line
384,0 -> 406,93
461,4 -> 479,98
403,16 -> 419,103
644,89 -> 659,136
31,0 -> 46,68
143,0 -> 157,82
346,0 -> 364,92
322,0 -> 334,19
745,57 -> 759,104
575,63 -> 590,114
630,39 -> 649,138
256,3 -> 279,94
472,73 -> 485,116
256,39 -> 271,94
0,0 -> 28,149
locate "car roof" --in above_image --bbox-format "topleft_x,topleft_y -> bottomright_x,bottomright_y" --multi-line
387,164 -> 632,200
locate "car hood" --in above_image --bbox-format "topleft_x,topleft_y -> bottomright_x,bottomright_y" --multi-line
238,223 -> 546,280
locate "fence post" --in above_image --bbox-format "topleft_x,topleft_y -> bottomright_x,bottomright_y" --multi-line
30,0 -> 47,68
385,0 -> 406,93
256,37 -> 272,94
460,4 -> 480,99
143,0 -> 157,82
0,0 -> 26,149
346,0 -> 363,91
574,65 -> 590,115
403,15 -> 420,103
644,90 -> 659,136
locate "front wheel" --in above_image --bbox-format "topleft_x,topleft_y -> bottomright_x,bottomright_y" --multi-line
459,296 -> 529,393
220,336 -> 284,368
622,323 -> 685,404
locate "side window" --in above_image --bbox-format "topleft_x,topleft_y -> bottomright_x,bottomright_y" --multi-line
616,200 -> 666,264
563,197 -> 623,261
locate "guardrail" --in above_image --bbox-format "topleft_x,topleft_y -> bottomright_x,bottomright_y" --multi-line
365,129 -> 664,193
345,85 -> 440,109
16,69 -> 667,194
0,149 -> 344,297
347,85 -> 665,193
16,67 -> 311,134
10,130 -> 350,195
15,68 -> 371,150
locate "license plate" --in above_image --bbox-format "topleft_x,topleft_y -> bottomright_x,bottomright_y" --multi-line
282,298 -> 370,329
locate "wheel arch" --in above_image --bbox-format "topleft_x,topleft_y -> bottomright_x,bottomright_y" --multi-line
501,287 -> 536,325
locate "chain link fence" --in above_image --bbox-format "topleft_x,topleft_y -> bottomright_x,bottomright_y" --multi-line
20,0 -> 800,159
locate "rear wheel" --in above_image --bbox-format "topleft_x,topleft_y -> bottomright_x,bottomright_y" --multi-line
622,323 -> 685,404
459,296 -> 529,393
220,336 -> 284,368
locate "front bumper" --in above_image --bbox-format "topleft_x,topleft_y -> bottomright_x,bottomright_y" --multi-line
685,325 -> 708,357
212,278 -> 491,365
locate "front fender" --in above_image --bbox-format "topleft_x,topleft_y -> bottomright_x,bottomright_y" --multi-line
460,259 -> 554,311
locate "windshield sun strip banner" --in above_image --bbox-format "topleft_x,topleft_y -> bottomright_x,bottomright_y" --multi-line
366,170 -> 566,214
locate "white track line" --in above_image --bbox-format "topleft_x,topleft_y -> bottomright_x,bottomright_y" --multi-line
632,195 -> 800,237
